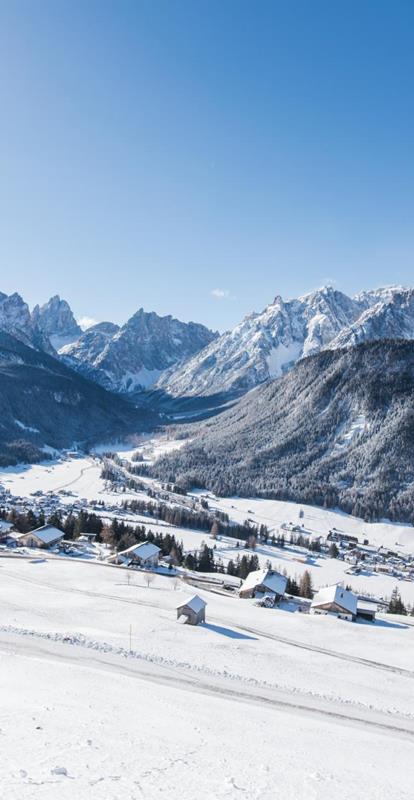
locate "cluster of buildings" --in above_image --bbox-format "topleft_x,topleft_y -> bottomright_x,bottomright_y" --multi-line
237,567 -> 377,622
280,521 -> 414,584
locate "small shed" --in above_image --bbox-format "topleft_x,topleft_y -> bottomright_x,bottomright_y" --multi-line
239,568 -> 287,600
16,524 -> 65,549
176,594 -> 206,625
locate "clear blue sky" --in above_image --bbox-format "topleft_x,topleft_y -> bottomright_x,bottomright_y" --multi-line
1,0 -> 413,331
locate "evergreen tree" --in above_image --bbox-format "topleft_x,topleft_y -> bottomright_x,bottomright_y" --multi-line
329,542 -> 339,559
388,586 -> 407,615
299,570 -> 313,599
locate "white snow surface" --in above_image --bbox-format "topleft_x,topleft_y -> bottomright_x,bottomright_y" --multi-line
1,438 -> 414,796
1,557 -> 414,799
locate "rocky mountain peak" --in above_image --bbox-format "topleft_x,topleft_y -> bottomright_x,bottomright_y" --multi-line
31,295 -> 81,350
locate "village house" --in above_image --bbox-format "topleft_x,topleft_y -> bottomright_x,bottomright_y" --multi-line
16,524 -> 65,549
239,568 -> 287,600
176,594 -> 206,625
110,541 -> 161,568
310,584 -> 358,621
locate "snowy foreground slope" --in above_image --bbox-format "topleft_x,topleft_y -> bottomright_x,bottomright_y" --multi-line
1,557 -> 414,800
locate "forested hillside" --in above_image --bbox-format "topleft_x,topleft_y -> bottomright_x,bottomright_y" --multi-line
150,340 -> 414,523
0,333 -> 157,465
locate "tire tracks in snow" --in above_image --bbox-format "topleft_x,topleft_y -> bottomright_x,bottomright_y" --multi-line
1,628 -> 414,742
220,621 -> 414,679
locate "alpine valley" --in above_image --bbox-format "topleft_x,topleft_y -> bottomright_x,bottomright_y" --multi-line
0,284 -> 414,520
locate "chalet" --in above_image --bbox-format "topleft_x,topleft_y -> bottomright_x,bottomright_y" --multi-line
16,524 -> 65,550
239,569 -> 287,600
111,541 -> 161,568
310,584 -> 357,621
176,594 -> 206,625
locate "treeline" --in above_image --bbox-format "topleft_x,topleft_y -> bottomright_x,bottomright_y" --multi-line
119,498 -> 260,543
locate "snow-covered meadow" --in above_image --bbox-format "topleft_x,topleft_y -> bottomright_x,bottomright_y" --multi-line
1,438 -> 414,797
1,556 -> 414,799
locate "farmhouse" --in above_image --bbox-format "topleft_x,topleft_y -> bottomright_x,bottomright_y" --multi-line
239,568 -> 287,600
310,584 -> 357,621
16,524 -> 65,549
176,594 -> 206,625
112,541 -> 161,568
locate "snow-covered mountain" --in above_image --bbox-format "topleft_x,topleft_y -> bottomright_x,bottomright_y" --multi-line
0,291 -> 81,353
31,295 -> 81,351
0,291 -> 36,345
62,309 -> 218,394
330,287 -> 414,349
2,284 -> 414,402
156,285 -> 414,398
0,291 -> 56,352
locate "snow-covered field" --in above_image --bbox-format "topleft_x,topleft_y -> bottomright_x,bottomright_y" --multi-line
1,557 -> 414,799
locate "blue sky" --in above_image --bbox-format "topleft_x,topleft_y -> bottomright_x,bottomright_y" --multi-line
0,0 -> 413,332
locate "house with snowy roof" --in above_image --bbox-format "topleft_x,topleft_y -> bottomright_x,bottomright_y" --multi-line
239,568 -> 287,600
111,541 -> 161,568
176,594 -> 206,625
310,584 -> 358,621
16,524 -> 65,550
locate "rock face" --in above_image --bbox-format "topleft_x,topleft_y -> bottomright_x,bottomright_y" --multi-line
0,291 -> 35,346
2,284 -> 414,402
150,339 -> 414,522
330,287 -> 414,349
63,309 -> 218,394
156,285 -> 414,399
31,295 -> 82,350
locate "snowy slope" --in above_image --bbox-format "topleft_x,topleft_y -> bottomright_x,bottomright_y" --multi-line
1,557 -> 414,799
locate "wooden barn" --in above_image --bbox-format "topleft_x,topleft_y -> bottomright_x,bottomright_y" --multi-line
16,524 -> 65,550
310,584 -> 358,621
239,568 -> 287,600
109,541 -> 161,568
176,594 -> 206,625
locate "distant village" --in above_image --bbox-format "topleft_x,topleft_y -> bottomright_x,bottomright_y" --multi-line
1,467 -> 413,622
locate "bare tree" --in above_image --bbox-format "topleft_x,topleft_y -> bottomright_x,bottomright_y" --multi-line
144,572 -> 155,589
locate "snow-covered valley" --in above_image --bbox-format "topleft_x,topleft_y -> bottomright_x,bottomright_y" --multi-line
1,439 -> 414,798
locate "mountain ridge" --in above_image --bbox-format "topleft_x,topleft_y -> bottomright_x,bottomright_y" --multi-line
156,285 -> 414,400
